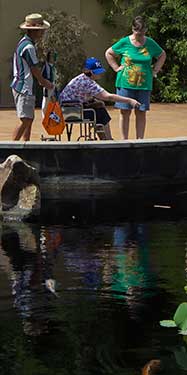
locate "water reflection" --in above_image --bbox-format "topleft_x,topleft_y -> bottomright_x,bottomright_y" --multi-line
0,222 -> 63,336
101,223 -> 158,321
0,216 -> 186,374
0,221 -> 164,332
167,239 -> 187,371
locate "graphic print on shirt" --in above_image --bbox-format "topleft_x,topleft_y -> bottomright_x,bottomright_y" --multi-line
122,47 -> 150,87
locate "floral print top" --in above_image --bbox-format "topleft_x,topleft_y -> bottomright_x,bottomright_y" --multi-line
59,73 -> 104,103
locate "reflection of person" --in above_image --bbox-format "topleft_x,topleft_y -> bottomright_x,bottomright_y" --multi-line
41,51 -> 57,118
11,14 -> 54,141
0,222 -> 61,336
105,16 -> 166,139
59,57 -> 140,140
112,223 -> 158,319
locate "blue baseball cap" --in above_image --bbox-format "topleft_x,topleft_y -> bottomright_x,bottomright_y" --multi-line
84,57 -> 106,75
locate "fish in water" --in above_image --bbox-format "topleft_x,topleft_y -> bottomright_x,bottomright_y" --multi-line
142,359 -> 162,375
45,278 -> 58,297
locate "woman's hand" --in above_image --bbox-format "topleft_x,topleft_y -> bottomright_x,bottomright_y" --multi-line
129,98 -> 141,108
115,65 -> 124,72
153,50 -> 166,78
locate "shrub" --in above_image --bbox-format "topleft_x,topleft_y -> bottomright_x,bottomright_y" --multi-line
38,9 -> 95,91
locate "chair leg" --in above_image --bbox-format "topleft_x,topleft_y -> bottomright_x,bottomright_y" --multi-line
66,123 -> 73,141
77,123 -> 85,141
88,123 -> 92,140
87,122 -> 96,141
84,122 -> 88,139
92,122 -> 97,140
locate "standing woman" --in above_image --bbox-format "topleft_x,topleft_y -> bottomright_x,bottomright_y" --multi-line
105,16 -> 166,139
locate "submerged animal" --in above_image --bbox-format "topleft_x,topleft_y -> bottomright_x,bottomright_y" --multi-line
142,359 -> 162,375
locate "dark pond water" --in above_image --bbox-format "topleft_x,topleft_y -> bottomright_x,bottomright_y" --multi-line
1,193 -> 187,374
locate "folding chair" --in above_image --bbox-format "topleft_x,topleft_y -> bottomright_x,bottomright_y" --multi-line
61,101 -> 106,141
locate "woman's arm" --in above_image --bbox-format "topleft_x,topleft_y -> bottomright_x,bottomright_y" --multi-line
105,47 -> 124,72
153,50 -> 166,77
95,90 -> 140,108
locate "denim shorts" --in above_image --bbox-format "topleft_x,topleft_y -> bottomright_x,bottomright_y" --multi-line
12,89 -> 35,119
115,88 -> 151,111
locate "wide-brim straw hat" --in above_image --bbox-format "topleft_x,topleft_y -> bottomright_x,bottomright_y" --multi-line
19,13 -> 50,30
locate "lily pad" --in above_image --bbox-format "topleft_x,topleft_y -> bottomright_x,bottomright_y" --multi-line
179,330 -> 187,336
160,320 -> 177,327
184,286 -> 187,293
174,303 -> 187,331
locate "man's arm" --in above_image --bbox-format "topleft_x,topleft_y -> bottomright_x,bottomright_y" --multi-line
31,65 -> 54,90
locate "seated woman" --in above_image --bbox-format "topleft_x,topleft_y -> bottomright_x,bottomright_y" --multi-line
59,57 -> 140,140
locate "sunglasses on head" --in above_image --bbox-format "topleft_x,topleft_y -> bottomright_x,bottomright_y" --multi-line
133,27 -> 147,33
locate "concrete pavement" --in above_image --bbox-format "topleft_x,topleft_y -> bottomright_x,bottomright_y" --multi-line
1,103 -> 187,141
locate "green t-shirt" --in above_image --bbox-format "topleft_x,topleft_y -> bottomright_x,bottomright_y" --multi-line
112,36 -> 163,90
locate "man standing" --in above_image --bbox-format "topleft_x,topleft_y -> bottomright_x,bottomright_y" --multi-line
11,13 -> 54,141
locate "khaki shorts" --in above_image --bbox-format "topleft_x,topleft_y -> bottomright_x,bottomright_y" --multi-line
12,89 -> 35,119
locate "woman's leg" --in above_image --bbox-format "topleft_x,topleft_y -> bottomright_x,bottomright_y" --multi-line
93,107 -> 113,140
96,122 -> 112,140
104,122 -> 113,140
135,109 -> 146,139
119,109 -> 132,139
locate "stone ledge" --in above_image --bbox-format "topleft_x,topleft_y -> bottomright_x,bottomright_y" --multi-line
0,138 -> 187,194
1,137 -> 187,149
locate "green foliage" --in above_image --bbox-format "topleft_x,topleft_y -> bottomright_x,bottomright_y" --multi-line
160,302 -> 187,335
97,0 -> 187,103
103,67 -> 116,94
152,0 -> 187,102
159,283 -> 187,335
38,9 -> 95,90
160,320 -> 177,327
97,0 -> 160,29
152,65 -> 187,102
174,303 -> 187,333
97,0 -> 127,27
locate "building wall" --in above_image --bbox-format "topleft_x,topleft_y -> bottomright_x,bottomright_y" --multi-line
0,0 -> 115,107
